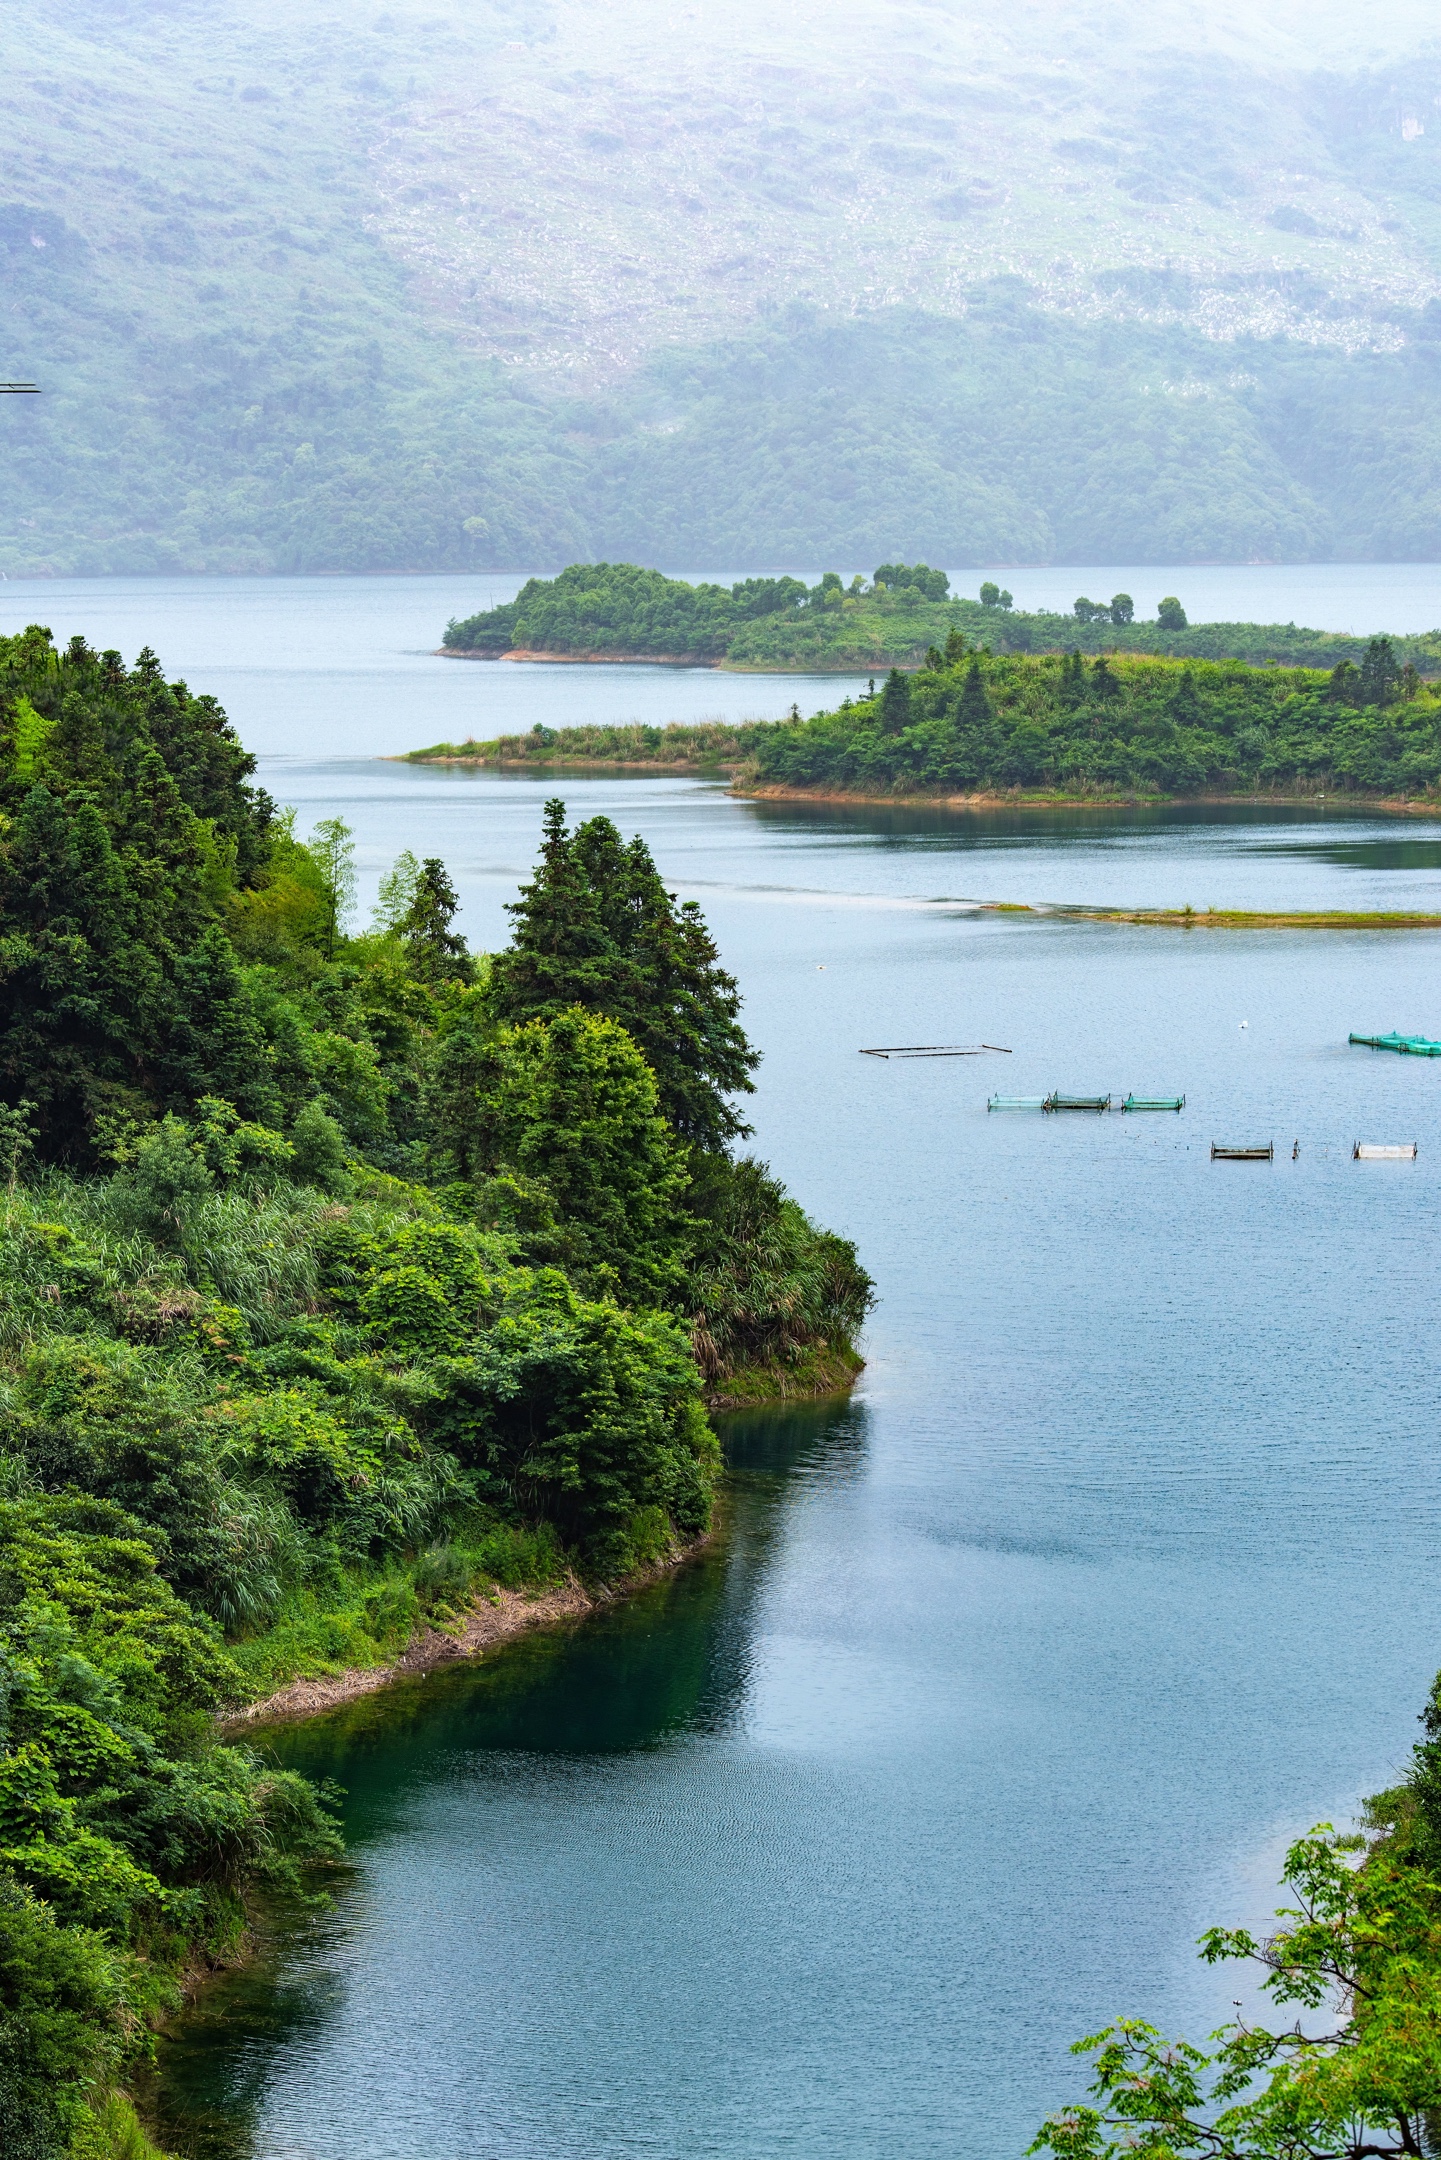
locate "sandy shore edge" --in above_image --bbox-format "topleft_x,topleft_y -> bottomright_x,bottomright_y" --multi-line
224,1538 -> 722,1731
226,1579 -> 602,1730
733,782 -> 1441,814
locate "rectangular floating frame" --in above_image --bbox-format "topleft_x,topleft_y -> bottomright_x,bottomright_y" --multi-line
1122,1095 -> 1185,1112
1211,1143 -> 1274,1161
1349,1032 -> 1441,1057
1045,1094 -> 1112,1112
988,1096 -> 1048,1111
1353,1142 -> 1419,1160
861,1044 -> 1010,1059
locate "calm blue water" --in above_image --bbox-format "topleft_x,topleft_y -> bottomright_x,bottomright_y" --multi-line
26,577 -> 1436,2160
1,561 -> 1440,764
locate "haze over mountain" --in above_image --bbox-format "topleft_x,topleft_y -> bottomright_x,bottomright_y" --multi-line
6,0 -> 1441,573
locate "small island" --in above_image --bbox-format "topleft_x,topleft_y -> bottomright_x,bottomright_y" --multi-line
409,636 -> 1441,805
440,561 -> 1441,674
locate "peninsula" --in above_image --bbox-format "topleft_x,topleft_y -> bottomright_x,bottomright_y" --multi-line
0,628 -> 870,2157
408,638 -> 1441,805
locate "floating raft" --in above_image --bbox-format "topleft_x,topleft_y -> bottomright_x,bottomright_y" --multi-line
1046,1093 -> 1111,1112
1349,1031 -> 1441,1057
1122,1094 -> 1185,1112
1353,1141 -> 1418,1160
1212,1143 -> 1273,1161
988,1095 -> 1048,1111
861,1043 -> 1011,1059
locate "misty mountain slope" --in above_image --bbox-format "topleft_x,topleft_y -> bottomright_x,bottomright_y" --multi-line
380,1 -> 1441,377
4,0 -> 1441,570
0,0 -> 587,572
576,302 -> 1335,564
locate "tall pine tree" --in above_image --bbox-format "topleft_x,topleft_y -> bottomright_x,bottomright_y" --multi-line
490,801 -> 756,1149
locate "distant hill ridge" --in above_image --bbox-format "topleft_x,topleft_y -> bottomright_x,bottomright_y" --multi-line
441,563 -> 1441,673
12,0 -> 1441,572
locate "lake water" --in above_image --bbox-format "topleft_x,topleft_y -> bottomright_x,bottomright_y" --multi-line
12,577 -> 1440,2160
2,560 -> 1441,766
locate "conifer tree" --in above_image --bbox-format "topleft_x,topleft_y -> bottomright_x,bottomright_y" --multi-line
162,925 -> 280,1125
490,802 -> 756,1149
955,656 -> 994,729
399,859 -> 471,985
0,787 -> 148,1153
878,668 -> 912,734
1359,636 -> 1401,708
484,1007 -> 687,1305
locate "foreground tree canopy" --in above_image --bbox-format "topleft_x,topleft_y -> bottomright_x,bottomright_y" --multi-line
0,628 -> 871,2157
1035,1678 -> 1441,2160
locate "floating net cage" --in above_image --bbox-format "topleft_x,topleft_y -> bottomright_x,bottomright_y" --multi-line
1349,1032 -> 1441,1057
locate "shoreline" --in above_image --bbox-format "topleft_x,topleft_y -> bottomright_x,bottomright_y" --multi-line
733,782 -> 1441,815
439,645 -> 728,668
995,903 -> 1441,929
397,752 -> 740,776
226,1545 -> 704,1730
436,646 -> 879,673
225,1359 -> 865,1730
397,758 -> 1441,818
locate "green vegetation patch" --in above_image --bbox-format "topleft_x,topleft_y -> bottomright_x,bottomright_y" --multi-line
414,638 -> 1441,803
442,564 -> 1441,675
405,719 -> 781,770
0,627 -> 872,2153
748,640 -> 1441,800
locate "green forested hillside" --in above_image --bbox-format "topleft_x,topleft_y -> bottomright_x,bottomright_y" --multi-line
0,0 -> 586,575
0,626 -> 869,2155
9,0 -> 1441,571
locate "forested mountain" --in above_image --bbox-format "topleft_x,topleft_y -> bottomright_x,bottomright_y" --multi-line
7,0 -> 1441,572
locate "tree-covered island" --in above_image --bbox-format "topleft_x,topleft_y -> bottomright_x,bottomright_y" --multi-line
441,563 -> 1441,675
0,626 -> 870,2158
412,634 -> 1441,804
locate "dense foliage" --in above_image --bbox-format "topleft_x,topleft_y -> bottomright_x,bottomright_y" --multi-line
407,721 -> 786,771
0,628 -> 870,2154
748,641 -> 1441,799
445,564 -> 818,659
1033,1680 -> 1441,2160
414,642 -> 1441,801
443,564 -> 1441,673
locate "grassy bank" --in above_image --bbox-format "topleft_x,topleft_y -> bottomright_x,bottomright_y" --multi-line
984,903 -> 1441,929
403,719 -> 776,771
